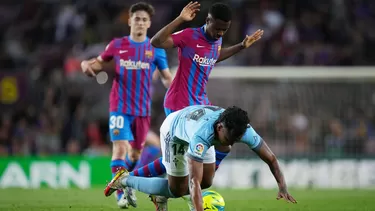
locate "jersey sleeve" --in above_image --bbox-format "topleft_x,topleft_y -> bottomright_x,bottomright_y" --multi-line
171,28 -> 192,48
154,48 -> 169,71
187,134 -> 211,163
99,39 -> 116,62
240,126 -> 263,150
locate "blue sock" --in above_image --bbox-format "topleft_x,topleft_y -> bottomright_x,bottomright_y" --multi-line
110,159 -> 126,177
122,176 -> 176,198
215,150 -> 229,171
110,159 -> 126,200
124,154 -> 138,172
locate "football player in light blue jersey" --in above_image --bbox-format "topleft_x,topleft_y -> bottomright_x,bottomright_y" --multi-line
104,105 -> 297,211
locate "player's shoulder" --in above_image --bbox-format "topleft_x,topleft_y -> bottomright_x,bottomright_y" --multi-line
240,124 -> 259,141
183,105 -> 224,112
107,37 -> 129,48
173,27 -> 195,35
193,120 -> 216,141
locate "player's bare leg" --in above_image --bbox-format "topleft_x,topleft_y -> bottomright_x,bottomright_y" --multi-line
111,141 -> 131,209
125,132 -> 162,207
123,116 -> 152,207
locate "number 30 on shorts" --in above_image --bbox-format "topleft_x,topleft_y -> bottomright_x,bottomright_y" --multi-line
109,115 -> 124,129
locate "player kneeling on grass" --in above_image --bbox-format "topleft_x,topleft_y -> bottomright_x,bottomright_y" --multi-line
105,105 -> 297,211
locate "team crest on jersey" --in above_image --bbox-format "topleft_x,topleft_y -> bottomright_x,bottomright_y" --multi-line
145,50 -> 153,58
113,129 -> 120,136
194,143 -> 204,156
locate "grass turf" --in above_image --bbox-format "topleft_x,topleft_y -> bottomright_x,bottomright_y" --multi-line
0,188 -> 374,211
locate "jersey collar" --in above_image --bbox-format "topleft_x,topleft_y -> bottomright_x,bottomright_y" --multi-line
200,25 -> 218,43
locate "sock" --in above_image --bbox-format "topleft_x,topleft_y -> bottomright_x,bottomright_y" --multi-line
122,176 -> 176,198
124,154 -> 138,172
215,150 -> 229,171
130,157 -> 166,177
137,145 -> 161,167
110,159 -> 125,200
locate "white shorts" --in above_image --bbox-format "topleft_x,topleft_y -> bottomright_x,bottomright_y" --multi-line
160,110 -> 216,177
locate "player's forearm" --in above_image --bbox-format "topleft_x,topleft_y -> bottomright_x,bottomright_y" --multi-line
82,57 -> 104,66
217,43 -> 245,63
81,57 -> 104,75
268,158 -> 288,191
190,180 -> 204,211
160,70 -> 173,88
151,17 -> 184,47
162,78 -> 171,88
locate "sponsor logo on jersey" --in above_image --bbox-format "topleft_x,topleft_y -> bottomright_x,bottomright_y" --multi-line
120,59 -> 150,69
193,54 -> 217,67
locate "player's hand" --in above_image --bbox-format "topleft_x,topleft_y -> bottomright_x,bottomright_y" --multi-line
277,189 -> 297,203
241,29 -> 264,48
179,1 -> 200,22
81,60 -> 97,77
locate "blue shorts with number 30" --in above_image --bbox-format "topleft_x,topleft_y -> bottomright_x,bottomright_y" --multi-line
108,112 -> 150,150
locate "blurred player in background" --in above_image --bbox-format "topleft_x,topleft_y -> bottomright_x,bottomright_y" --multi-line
80,2 -> 172,209
126,1 -> 263,209
105,105 -> 296,211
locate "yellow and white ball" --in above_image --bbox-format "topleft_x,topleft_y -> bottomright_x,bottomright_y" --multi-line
202,190 -> 225,211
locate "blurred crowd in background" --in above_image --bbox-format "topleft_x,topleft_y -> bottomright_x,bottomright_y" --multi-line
0,0 -> 375,158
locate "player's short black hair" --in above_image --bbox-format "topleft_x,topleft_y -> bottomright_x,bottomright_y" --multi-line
129,2 -> 155,18
216,106 -> 249,144
208,3 -> 232,22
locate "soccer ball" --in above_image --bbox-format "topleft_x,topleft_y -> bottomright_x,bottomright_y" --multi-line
202,190 -> 225,211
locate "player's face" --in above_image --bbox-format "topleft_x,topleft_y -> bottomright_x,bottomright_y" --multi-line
215,123 -> 234,146
206,17 -> 231,40
128,11 -> 151,36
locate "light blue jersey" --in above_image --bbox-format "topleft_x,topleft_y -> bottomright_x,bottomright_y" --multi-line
169,105 -> 263,162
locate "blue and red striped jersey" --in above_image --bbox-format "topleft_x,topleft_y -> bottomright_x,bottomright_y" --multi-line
100,36 -> 169,116
164,26 -> 222,111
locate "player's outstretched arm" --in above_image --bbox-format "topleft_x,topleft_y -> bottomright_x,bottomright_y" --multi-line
150,1 -> 200,49
217,29 -> 263,63
188,157 -> 205,211
253,141 -> 297,204
153,48 -> 173,88
81,39 -> 117,77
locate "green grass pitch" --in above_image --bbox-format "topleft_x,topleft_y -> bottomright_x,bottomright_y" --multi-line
0,188 -> 374,211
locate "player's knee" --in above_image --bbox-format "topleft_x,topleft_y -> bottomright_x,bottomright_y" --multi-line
169,184 -> 188,197
168,178 -> 189,197
129,149 -> 142,161
201,178 -> 213,189
112,141 -> 130,158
